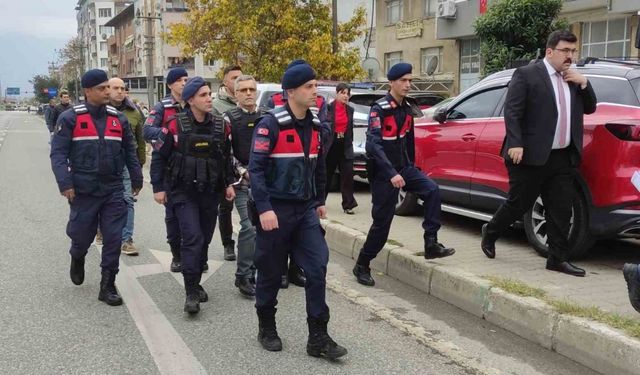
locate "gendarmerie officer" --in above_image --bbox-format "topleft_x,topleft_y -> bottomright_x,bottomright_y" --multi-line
143,67 -> 188,273
150,77 -> 235,314
50,69 -> 143,306
249,62 -> 347,359
223,74 -> 263,297
353,63 -> 455,287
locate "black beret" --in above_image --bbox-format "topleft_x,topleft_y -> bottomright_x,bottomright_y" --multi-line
387,62 -> 413,81
166,67 -> 188,85
182,76 -> 207,102
282,63 -> 316,90
81,69 -> 108,88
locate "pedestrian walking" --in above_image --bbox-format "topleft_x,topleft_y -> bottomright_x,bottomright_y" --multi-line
50,69 -> 143,306
353,62 -> 455,287
52,91 -> 72,128
143,67 -> 188,272
109,77 -> 146,256
249,61 -> 347,359
325,83 -> 357,214
480,30 -> 597,277
150,77 -> 235,314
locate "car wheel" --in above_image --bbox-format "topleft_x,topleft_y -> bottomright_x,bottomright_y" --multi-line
523,188 -> 594,260
395,188 -> 418,216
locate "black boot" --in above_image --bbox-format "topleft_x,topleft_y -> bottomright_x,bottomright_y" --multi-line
288,262 -> 306,287
197,285 -> 209,303
70,256 -> 85,285
235,277 -> 256,297
98,270 -> 123,306
623,263 -> 640,313
183,273 -> 201,314
424,235 -> 455,259
170,244 -> 182,273
257,307 -> 282,351
352,264 -> 375,286
280,275 -> 289,289
307,316 -> 347,360
224,243 -> 236,261
481,224 -> 498,259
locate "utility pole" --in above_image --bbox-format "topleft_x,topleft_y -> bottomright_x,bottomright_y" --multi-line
137,3 -> 161,107
332,0 -> 338,54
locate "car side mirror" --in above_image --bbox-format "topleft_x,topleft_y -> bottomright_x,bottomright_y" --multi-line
433,106 -> 447,123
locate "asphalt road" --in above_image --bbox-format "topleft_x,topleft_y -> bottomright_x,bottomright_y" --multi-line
0,111 -> 601,375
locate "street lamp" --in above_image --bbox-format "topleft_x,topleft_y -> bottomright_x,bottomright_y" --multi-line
136,7 -> 162,107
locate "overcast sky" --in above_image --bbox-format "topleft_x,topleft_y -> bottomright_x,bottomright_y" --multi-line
0,0 -> 78,97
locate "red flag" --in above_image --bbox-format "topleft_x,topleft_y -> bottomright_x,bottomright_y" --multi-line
480,0 -> 487,14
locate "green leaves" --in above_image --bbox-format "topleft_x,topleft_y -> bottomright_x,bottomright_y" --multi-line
474,0 -> 568,76
166,0 -> 367,82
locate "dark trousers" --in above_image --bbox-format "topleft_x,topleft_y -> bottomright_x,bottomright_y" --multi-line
359,166 -> 441,262
67,191 -> 127,272
487,148 -> 575,262
325,137 -> 357,210
218,193 -> 235,248
172,192 -> 219,276
164,198 -> 181,249
255,201 -> 330,319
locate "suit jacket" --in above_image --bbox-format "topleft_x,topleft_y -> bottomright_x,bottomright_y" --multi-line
503,61 -> 597,166
327,101 -> 355,159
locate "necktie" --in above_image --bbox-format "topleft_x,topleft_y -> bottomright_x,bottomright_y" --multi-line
555,72 -> 568,148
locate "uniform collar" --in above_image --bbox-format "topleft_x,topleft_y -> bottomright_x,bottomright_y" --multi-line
85,102 -> 106,117
385,92 -> 408,108
238,105 -> 258,114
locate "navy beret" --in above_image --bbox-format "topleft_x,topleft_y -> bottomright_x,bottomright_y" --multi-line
282,63 -> 316,90
182,76 -> 207,102
81,69 -> 108,88
387,62 -> 413,81
287,59 -> 307,69
166,67 -> 188,85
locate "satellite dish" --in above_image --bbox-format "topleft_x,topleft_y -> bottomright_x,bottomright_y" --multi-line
101,33 -> 108,40
426,56 -> 439,76
362,57 -> 380,81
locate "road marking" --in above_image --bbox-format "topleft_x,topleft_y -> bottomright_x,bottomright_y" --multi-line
147,249 -> 224,286
326,278 -> 504,375
96,244 -> 214,375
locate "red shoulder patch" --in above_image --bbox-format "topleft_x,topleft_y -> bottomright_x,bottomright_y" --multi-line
370,111 -> 378,117
257,128 -> 269,136
253,139 -> 270,153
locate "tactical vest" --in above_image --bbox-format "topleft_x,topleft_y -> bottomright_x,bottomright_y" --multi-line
161,98 -> 178,125
265,107 -> 322,201
271,92 -> 325,115
374,97 -> 413,168
166,112 -> 226,192
70,104 -> 124,174
228,107 -> 263,166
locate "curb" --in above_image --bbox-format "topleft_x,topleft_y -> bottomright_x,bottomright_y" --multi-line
322,219 -> 640,375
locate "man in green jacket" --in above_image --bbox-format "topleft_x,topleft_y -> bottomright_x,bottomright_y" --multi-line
212,65 -> 243,261
109,77 -> 146,255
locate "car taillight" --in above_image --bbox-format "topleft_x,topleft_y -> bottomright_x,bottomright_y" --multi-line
605,123 -> 640,141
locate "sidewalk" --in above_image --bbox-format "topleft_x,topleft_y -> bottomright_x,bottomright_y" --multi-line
319,189 -> 640,375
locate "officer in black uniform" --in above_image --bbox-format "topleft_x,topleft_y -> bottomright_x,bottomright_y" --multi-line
249,62 -> 347,359
150,77 -> 236,314
224,74 -> 263,297
50,69 -> 143,306
353,63 -> 455,287
143,67 -> 188,273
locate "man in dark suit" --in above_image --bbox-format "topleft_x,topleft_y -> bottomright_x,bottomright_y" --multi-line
480,30 -> 597,277
325,83 -> 358,214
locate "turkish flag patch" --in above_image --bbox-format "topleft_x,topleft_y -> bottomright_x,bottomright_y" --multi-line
257,128 -> 269,136
253,139 -> 270,153
370,111 -> 378,117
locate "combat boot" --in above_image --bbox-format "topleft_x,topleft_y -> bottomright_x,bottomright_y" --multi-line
170,244 -> 182,273
70,256 -> 85,285
223,243 -> 236,261
306,316 -> 347,360
424,235 -> 455,259
98,270 -> 123,306
183,273 -> 201,314
257,307 -> 282,351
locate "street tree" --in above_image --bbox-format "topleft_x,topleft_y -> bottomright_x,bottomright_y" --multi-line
474,0 -> 568,76
31,75 -> 60,104
58,37 -> 84,100
166,0 -> 367,82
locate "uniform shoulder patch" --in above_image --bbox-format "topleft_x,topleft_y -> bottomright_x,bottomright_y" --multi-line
257,128 -> 269,136
253,138 -> 270,153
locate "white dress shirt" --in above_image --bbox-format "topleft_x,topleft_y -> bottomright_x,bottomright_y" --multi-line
543,58 -> 571,149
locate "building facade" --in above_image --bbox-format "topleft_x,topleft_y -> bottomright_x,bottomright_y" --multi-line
76,0 -> 128,72
376,0 -> 640,96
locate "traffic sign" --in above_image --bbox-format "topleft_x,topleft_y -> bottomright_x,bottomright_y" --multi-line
6,87 -> 20,95
48,88 -> 58,98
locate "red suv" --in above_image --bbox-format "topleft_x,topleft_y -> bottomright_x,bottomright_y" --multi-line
399,60 -> 640,259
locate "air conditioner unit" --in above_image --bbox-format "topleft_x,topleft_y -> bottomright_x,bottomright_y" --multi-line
437,0 -> 457,19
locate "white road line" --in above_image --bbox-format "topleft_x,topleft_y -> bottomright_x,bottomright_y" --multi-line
96,245 -> 208,375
